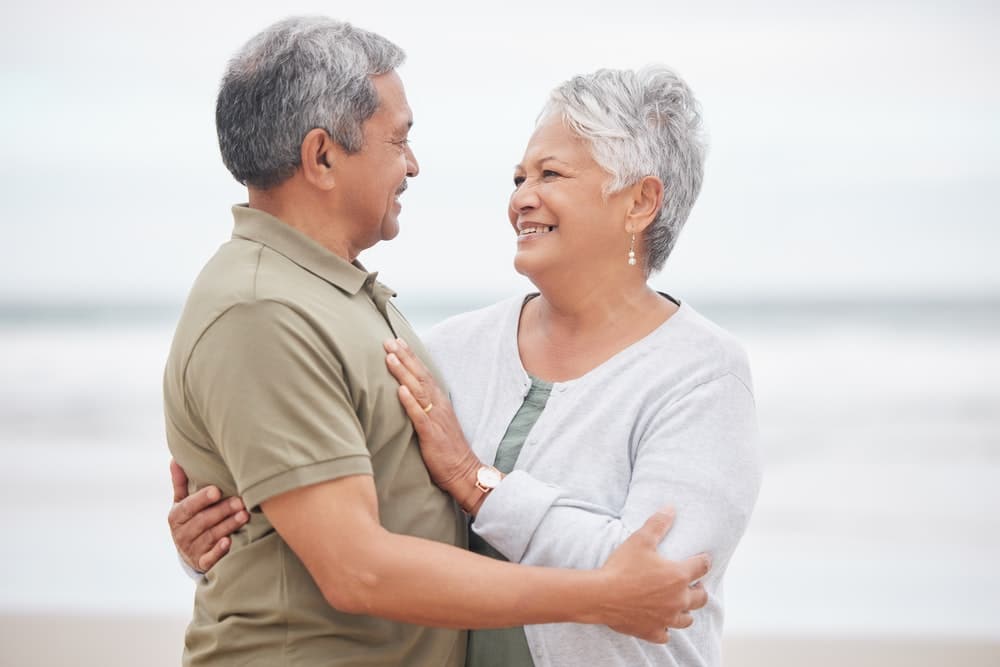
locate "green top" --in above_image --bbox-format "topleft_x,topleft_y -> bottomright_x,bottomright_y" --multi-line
164,205 -> 466,667
466,375 -> 553,667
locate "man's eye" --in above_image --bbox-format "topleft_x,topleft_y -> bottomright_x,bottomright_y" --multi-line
513,176 -> 525,187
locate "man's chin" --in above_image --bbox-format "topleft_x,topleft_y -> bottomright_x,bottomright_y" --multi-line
380,220 -> 401,242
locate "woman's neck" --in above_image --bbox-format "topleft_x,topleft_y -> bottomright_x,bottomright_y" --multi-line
518,272 -> 677,382
533,284 -> 660,334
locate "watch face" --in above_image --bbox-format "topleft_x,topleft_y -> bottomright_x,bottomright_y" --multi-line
477,466 -> 502,489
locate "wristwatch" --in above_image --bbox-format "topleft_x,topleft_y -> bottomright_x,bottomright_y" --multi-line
475,465 -> 503,493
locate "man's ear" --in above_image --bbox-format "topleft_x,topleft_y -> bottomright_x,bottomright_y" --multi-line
300,128 -> 338,190
625,175 -> 664,234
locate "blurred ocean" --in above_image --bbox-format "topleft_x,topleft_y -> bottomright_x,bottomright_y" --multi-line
1,297 -> 998,639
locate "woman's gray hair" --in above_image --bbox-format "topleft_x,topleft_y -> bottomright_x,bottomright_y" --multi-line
216,16 -> 405,189
540,66 -> 706,274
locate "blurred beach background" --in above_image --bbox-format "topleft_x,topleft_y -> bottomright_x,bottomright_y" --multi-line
1,1 -> 998,665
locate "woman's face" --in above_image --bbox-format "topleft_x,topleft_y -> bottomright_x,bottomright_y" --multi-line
509,116 -> 633,281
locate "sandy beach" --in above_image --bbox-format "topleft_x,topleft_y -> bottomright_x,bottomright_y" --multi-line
2,613 -> 998,667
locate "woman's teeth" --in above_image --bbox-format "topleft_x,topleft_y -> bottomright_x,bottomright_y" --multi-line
519,226 -> 555,237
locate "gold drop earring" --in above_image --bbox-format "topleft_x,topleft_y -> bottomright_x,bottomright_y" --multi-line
627,233 -> 637,266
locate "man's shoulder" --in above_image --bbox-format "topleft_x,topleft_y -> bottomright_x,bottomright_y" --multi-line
173,237 -> 341,346
166,239 -> 320,381
170,239 -> 264,345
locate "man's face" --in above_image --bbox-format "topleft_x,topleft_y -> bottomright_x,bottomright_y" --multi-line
332,71 -> 418,251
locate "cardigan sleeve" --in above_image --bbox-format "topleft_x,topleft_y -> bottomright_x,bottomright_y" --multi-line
471,373 -> 762,573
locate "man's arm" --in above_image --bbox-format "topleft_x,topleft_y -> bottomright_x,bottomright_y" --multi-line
177,301 -> 707,642
262,472 -> 706,642
166,458 -> 708,640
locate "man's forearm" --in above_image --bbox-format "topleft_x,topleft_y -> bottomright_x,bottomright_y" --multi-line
265,474 -> 606,628
330,524 -> 607,629
264,473 -> 698,641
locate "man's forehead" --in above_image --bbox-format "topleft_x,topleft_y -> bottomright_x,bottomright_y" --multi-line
371,71 -> 413,128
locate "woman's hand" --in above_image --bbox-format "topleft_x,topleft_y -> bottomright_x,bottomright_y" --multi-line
168,459 -> 249,573
383,338 -> 483,511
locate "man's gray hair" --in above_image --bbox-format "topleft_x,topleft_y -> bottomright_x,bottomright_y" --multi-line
540,66 -> 706,274
216,16 -> 405,189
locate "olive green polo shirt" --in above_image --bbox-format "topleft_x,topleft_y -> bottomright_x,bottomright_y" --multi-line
163,205 -> 466,667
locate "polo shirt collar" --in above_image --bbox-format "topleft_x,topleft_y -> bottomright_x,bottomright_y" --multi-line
230,204 -> 395,300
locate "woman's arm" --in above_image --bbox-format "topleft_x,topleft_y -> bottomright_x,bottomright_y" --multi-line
383,337 -> 761,571
476,375 -> 760,569
167,459 -> 248,574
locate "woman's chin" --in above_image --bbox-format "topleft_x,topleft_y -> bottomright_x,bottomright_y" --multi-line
512,250 -> 541,279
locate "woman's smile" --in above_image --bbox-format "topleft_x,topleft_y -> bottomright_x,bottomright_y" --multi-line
517,224 -> 557,242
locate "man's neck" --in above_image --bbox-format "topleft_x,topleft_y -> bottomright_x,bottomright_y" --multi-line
248,185 -> 357,261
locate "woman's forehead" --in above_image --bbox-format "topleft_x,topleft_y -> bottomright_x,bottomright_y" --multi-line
516,117 -> 592,168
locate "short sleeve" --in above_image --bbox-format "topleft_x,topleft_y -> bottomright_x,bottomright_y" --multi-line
185,300 -> 372,509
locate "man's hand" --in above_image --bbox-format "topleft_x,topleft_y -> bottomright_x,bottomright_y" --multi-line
598,508 -> 711,643
168,459 -> 249,573
383,338 -> 482,509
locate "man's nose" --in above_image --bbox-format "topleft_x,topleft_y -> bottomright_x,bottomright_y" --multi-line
405,144 -> 419,177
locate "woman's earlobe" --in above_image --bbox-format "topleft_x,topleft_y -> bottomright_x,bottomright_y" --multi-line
627,176 -> 663,231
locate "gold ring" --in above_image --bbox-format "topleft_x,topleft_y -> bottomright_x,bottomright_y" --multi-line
422,402 -> 434,414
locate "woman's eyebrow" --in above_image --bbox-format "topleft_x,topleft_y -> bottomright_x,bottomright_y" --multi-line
513,156 -> 570,170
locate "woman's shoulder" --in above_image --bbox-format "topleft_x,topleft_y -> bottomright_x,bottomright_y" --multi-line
422,294 -> 524,356
658,300 -> 753,392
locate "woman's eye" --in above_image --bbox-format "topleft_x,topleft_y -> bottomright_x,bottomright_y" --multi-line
542,169 -> 560,178
513,176 -> 525,187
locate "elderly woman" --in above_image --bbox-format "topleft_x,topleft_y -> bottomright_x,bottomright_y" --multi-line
171,66 -> 761,666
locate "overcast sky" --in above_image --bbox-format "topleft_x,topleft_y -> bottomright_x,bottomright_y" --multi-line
1,0 -> 997,304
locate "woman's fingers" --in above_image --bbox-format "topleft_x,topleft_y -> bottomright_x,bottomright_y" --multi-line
188,497 -> 245,537
393,338 -> 431,380
168,458 -> 246,574
398,385 -> 432,428
169,485 -> 222,530
198,537 -> 232,572
179,503 -> 247,570
206,505 -> 249,543
384,339 -> 436,409
170,459 -> 190,503
386,353 -> 427,404
170,489 -> 246,567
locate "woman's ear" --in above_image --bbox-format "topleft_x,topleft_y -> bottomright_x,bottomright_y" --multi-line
626,175 -> 664,233
299,128 -> 338,190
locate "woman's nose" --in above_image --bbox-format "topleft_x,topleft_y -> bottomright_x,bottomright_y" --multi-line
509,181 -> 539,215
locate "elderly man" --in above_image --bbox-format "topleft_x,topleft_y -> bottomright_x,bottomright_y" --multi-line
164,16 -> 708,666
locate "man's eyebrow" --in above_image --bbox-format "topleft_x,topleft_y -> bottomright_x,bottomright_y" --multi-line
391,118 -> 413,137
